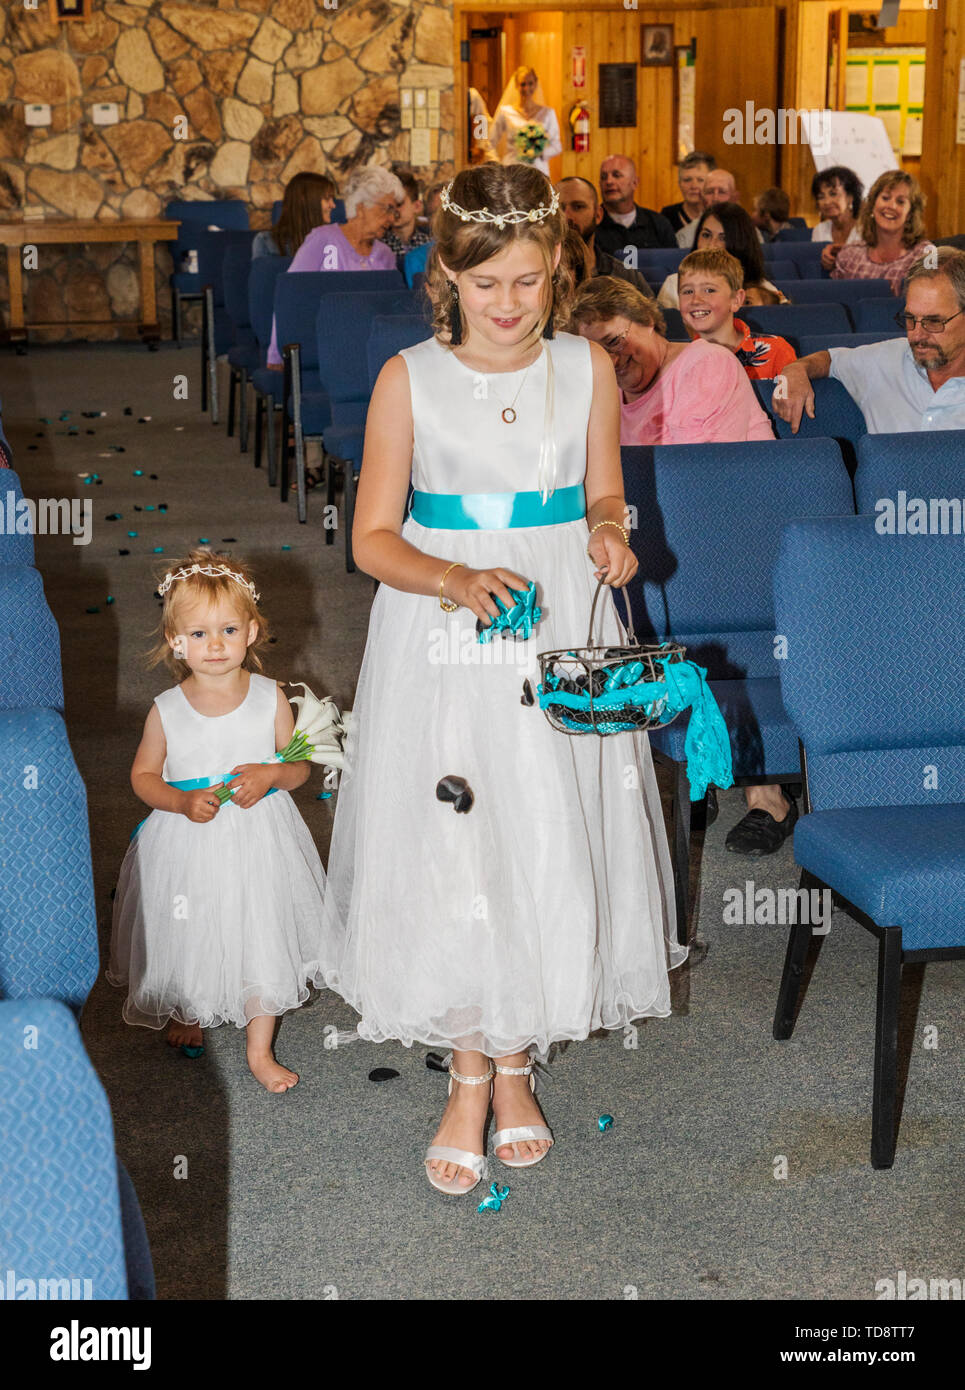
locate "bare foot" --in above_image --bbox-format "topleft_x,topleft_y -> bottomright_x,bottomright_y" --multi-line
246,1046 -> 298,1093
166,1019 -> 203,1049
492,1066 -> 552,1164
427,1071 -> 492,1188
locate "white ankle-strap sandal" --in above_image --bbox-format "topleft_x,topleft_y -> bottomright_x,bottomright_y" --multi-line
424,1063 -> 494,1195
491,1061 -> 554,1169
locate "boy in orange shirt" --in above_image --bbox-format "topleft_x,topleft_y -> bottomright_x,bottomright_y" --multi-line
678,248 -> 796,379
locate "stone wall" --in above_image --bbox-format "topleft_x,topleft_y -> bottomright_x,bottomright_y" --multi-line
0,0 -> 454,340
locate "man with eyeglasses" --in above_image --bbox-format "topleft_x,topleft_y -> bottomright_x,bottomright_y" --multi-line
774,247 -> 965,431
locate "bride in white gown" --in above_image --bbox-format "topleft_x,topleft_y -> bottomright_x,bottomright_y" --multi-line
490,66 -> 563,177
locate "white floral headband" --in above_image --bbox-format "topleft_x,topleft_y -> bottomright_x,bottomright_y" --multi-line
441,182 -> 560,229
158,562 -> 260,602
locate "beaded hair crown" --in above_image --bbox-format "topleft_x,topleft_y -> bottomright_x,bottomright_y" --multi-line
158,562 -> 260,602
440,182 -> 560,230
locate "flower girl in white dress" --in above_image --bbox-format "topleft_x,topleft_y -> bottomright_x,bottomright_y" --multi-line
108,551 -> 329,1093
318,165 -> 685,1192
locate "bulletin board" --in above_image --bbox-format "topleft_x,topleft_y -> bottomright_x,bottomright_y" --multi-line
844,47 -> 925,159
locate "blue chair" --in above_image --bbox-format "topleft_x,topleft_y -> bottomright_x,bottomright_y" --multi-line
637,247 -> 684,272
276,270 -> 405,519
248,254 -> 292,484
0,468 -> 34,566
221,242 -> 259,452
0,708 -> 98,1010
774,225 -> 815,242
853,430 -> 965,515
196,228 -> 253,426
767,259 -> 799,281
764,241 -> 827,277
318,290 -> 419,565
773,516 -> 965,1168
0,567 -> 63,711
741,302 -> 852,339
621,439 -> 855,941
663,307 -> 688,341
164,199 -> 249,344
796,332 -> 898,355
774,280 -> 893,317
854,296 -> 905,333
0,999 -> 154,1298
754,377 -> 868,475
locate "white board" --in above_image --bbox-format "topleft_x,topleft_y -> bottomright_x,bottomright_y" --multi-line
806,111 -> 900,195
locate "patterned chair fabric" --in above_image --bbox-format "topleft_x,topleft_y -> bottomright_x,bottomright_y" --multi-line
0,565 -> 64,711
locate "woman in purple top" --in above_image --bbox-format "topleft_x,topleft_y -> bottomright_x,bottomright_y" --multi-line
266,165 -> 405,365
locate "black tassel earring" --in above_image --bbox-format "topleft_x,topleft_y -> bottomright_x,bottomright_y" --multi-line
448,280 -> 463,346
542,273 -> 558,339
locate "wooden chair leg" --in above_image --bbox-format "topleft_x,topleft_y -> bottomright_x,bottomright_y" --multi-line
772,871 -> 816,1039
671,760 -> 692,948
871,927 -> 902,1169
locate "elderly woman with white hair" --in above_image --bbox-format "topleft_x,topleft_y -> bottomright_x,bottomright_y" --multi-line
267,165 -> 404,365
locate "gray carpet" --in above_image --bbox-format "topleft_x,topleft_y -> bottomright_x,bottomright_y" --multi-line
5,342 -> 962,1301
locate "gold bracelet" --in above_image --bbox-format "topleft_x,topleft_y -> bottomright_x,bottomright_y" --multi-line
438,561 -> 465,612
586,519 -> 629,555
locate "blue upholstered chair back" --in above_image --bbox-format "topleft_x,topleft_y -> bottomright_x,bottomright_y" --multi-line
0,1000 -> 129,1298
0,566 -> 63,711
367,315 -> 435,390
0,709 -> 98,1009
774,225 -> 814,243
637,247 -> 684,271
164,198 -> 249,253
274,270 -> 406,374
754,377 -> 868,449
318,291 -> 419,404
0,469 -> 35,566
767,259 -> 799,280
855,296 -> 905,332
248,254 -> 292,351
221,241 -> 254,334
774,515 -> 965,810
620,439 -> 854,680
740,302 -> 852,339
854,431 -> 965,514
774,278 -> 892,312
194,228 -> 252,310
796,332 -> 897,355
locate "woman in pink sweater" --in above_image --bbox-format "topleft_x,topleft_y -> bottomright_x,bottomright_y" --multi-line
570,276 -> 774,444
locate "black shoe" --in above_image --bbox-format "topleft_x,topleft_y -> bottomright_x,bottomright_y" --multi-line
725,792 -> 798,856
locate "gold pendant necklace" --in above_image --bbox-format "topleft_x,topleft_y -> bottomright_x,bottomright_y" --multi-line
487,362 -> 533,423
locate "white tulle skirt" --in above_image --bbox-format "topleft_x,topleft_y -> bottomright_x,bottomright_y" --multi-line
108,791 -> 328,1030
317,516 -> 685,1057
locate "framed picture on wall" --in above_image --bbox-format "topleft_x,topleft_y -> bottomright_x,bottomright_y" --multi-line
641,25 -> 674,68
49,0 -> 92,19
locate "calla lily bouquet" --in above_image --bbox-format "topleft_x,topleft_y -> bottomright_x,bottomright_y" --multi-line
514,122 -> 549,163
215,682 -> 351,804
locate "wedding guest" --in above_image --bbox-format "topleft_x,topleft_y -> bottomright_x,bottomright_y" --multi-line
676,169 -> 762,248
832,171 -> 935,296
595,155 -> 677,258
382,171 -> 433,256
252,173 -> 337,259
556,176 -> 654,296
677,248 -> 796,378
660,151 -> 716,235
810,165 -> 863,272
752,187 -> 793,242
658,204 -> 786,309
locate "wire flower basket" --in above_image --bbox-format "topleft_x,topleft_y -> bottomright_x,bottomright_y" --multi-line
535,579 -> 687,736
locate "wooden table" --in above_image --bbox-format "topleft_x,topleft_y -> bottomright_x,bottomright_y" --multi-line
0,218 -> 180,351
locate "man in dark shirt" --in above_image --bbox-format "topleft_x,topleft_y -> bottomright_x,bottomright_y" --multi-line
595,155 -> 677,260
555,177 -> 655,297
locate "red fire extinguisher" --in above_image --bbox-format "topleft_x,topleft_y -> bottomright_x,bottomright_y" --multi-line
569,103 -> 590,154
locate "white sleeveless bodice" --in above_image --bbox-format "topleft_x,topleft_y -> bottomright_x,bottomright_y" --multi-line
154,673 -> 278,783
400,332 -> 593,499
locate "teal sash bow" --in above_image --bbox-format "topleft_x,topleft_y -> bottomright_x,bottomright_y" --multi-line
130,774 -> 277,839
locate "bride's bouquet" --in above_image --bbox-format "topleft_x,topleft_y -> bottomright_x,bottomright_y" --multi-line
514,122 -> 549,163
216,682 -> 351,804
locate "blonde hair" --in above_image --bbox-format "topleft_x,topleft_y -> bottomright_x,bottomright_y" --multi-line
424,164 -> 572,349
568,275 -> 667,337
679,248 -> 744,295
859,171 -> 926,248
147,548 -> 270,679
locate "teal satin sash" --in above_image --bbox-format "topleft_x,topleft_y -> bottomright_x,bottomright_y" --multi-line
130,774 -> 277,839
409,484 -> 585,530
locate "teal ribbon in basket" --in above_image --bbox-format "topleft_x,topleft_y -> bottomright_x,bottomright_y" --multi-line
130,773 -> 278,839
538,658 -> 734,801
